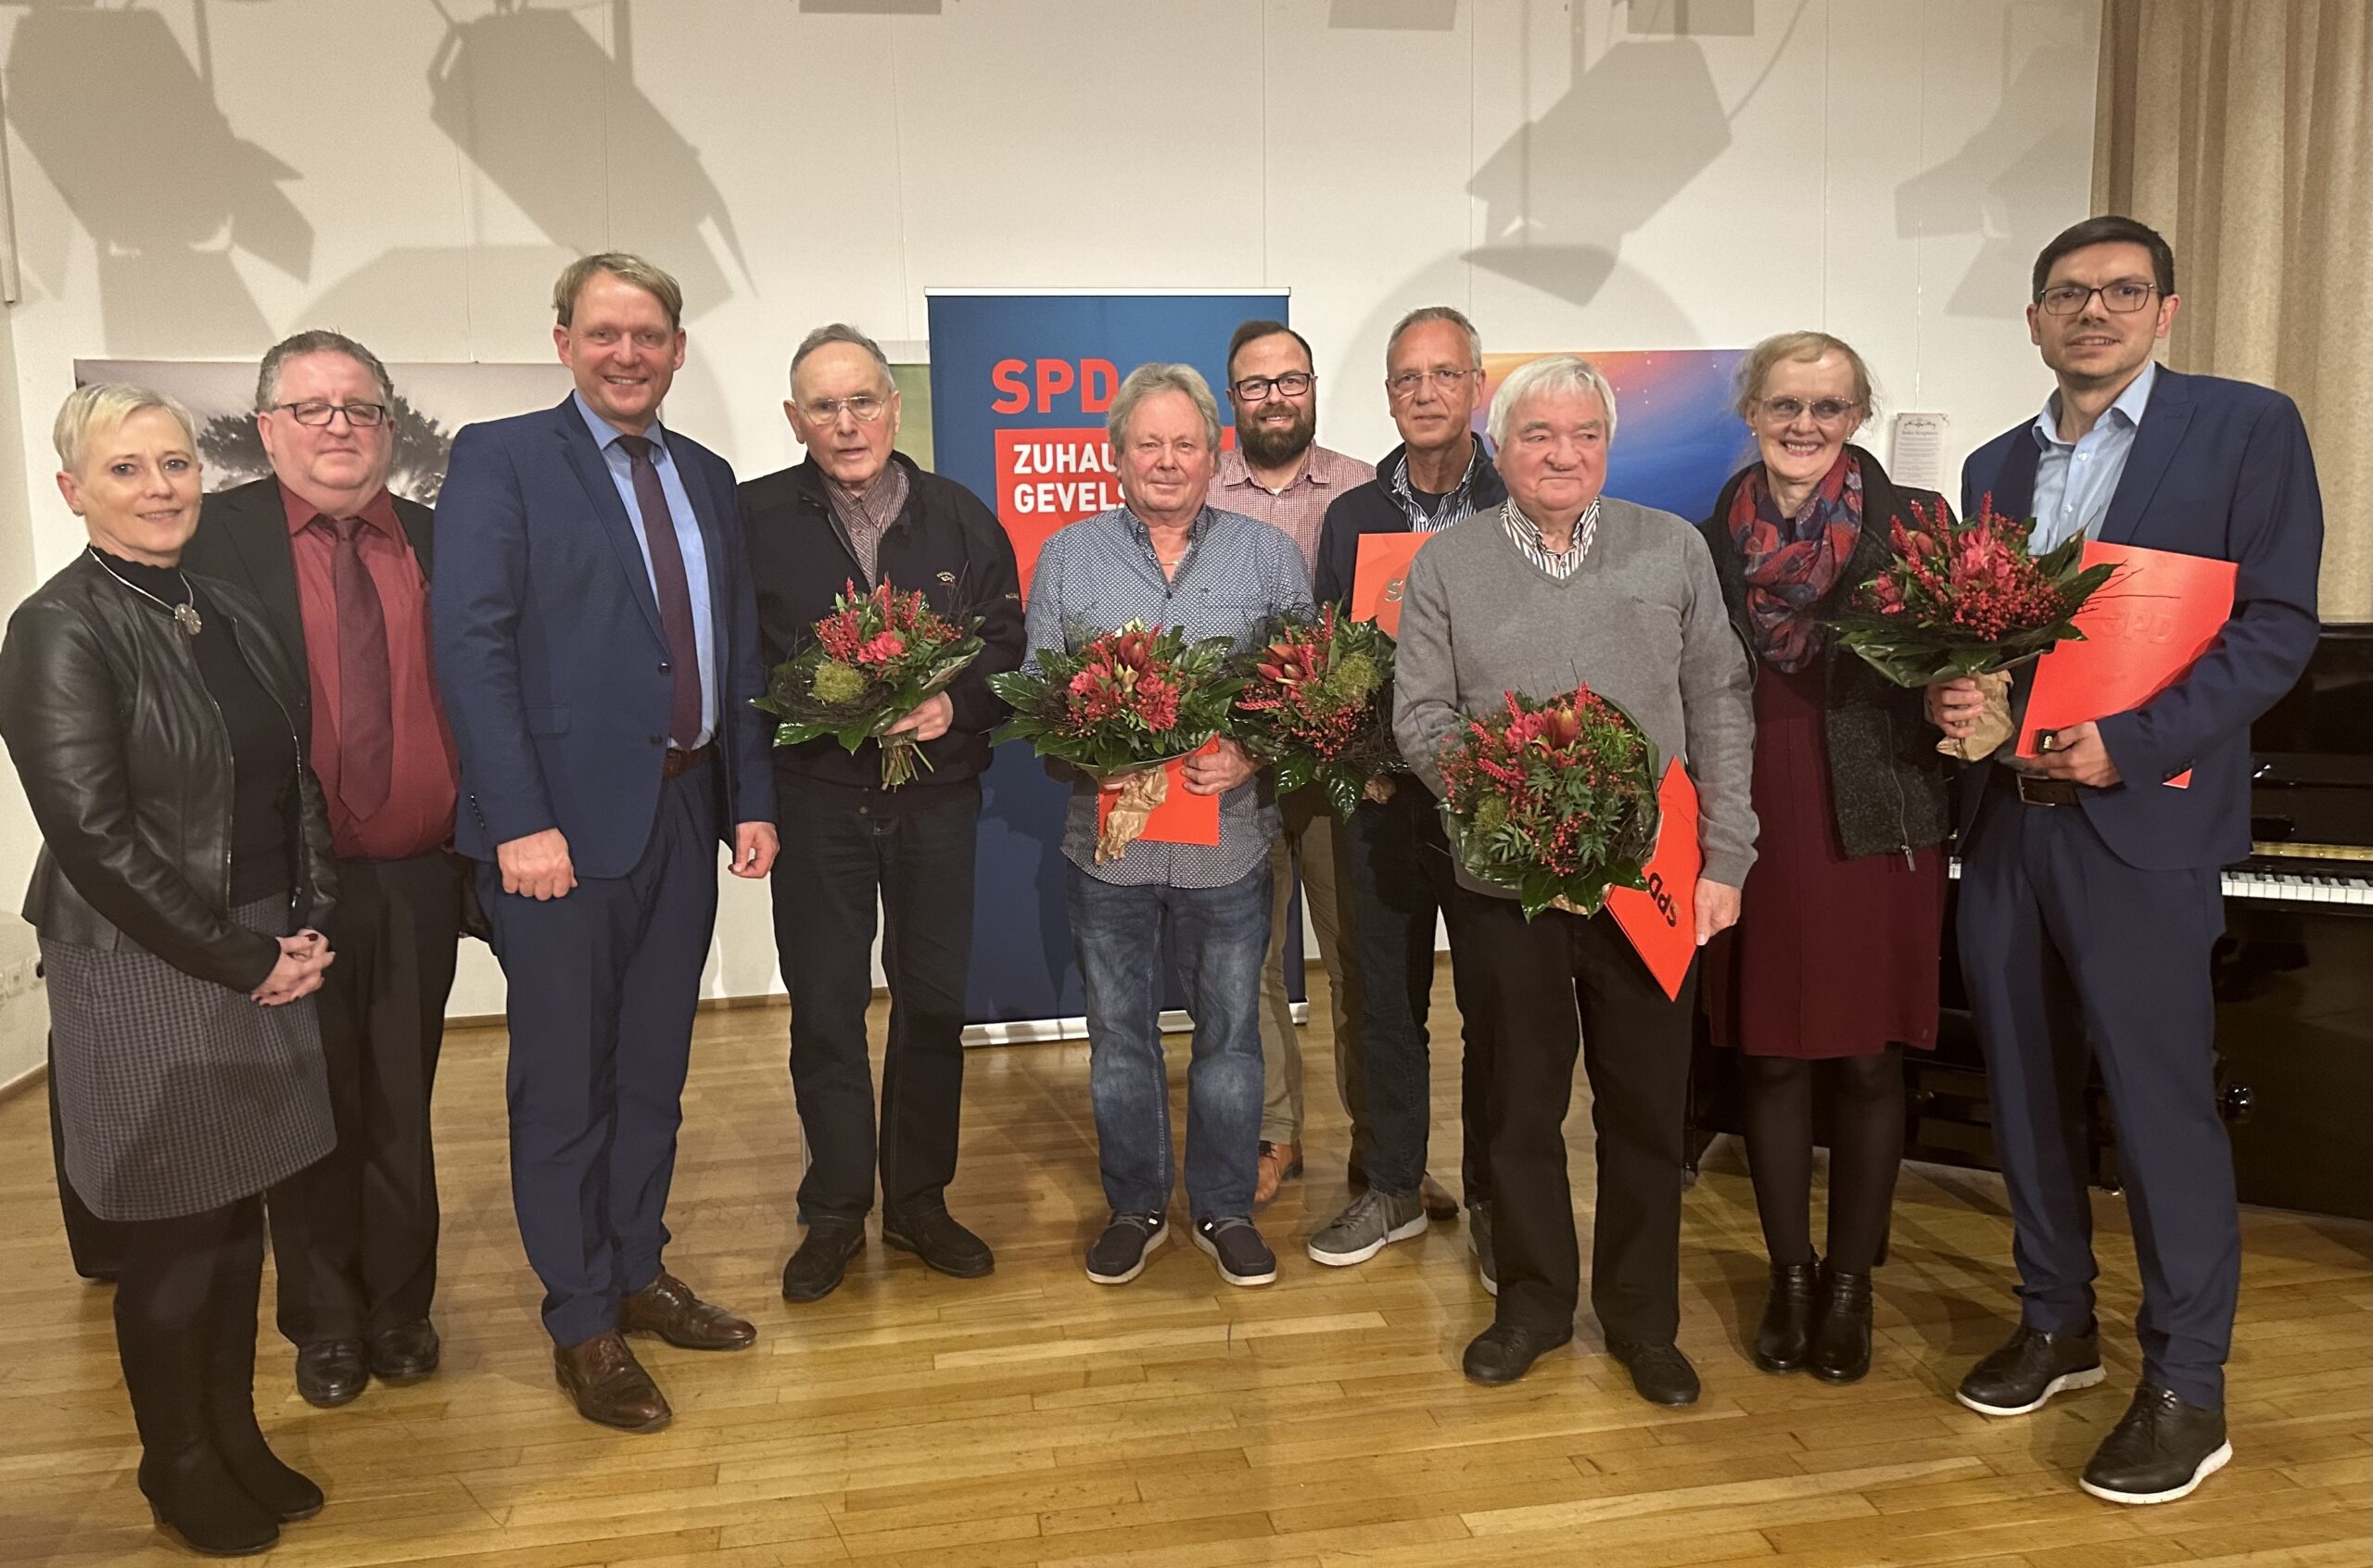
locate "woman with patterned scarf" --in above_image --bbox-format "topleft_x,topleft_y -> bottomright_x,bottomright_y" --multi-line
1698,333 -> 1950,1387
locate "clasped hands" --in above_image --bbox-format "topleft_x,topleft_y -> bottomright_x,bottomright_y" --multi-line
1923,677 -> 2121,787
253,929 -> 333,1005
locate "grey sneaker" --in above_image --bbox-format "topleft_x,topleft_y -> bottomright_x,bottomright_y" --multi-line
1469,1200 -> 1498,1296
1307,1188 -> 1428,1267
1192,1217 -> 1277,1286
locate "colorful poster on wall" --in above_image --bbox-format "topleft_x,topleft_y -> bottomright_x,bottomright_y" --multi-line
927,289 -> 1288,1029
1479,348 -> 1755,526
73,359 -> 576,503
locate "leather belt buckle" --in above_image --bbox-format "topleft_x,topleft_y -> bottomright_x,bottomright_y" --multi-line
2014,773 -> 2080,807
661,742 -> 713,779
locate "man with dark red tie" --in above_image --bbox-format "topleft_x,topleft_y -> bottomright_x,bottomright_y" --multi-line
184,332 -> 464,1409
433,255 -> 779,1432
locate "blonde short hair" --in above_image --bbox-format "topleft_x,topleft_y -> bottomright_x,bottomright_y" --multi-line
54,383 -> 198,474
552,251 -> 686,331
1734,331 -> 1876,421
1486,355 -> 1619,449
1107,362 -> 1223,453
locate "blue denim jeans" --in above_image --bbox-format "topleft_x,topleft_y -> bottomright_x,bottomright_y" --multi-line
1069,861 -> 1272,1220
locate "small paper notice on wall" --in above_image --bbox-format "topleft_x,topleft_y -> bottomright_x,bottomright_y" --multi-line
1889,411 -> 1949,493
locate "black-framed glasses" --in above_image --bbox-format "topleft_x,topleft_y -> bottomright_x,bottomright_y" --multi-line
1387,367 -> 1478,398
1232,372 -> 1313,402
273,400 -> 389,428
1757,397 -> 1860,425
2037,280 -> 2159,316
800,393 -> 890,424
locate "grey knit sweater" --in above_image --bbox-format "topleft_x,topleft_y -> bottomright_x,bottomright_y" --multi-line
1393,498 -> 1759,892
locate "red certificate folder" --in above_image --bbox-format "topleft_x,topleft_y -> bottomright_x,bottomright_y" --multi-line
1607,760 -> 1701,1001
1351,533 -> 1431,637
2015,541 -> 2238,787
1095,737 -> 1223,847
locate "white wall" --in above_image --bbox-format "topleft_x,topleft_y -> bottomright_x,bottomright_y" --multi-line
0,0 -> 2099,1070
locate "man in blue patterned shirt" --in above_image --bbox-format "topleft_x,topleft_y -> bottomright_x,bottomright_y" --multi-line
1023,363 -> 1313,1289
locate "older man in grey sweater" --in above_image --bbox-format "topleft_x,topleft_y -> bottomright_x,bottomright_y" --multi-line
1394,355 -> 1756,1401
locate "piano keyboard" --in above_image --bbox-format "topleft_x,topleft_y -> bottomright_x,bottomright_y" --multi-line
1948,858 -> 2373,906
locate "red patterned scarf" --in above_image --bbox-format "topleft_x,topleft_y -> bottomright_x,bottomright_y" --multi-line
1727,451 -> 1863,674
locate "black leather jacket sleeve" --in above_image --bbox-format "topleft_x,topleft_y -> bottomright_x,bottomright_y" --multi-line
0,597 -> 283,992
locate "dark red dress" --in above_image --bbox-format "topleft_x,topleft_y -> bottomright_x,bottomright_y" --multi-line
1706,658 -> 1947,1059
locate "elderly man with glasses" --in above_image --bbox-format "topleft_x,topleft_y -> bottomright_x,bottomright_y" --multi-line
740,323 -> 1024,1305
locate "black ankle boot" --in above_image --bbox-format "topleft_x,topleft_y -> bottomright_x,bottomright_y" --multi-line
1808,1265 -> 1874,1385
139,1442 -> 280,1556
202,1220 -> 324,1521
1751,1258 -> 1820,1374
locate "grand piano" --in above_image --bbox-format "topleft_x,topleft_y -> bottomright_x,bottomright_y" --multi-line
1687,625 -> 2373,1221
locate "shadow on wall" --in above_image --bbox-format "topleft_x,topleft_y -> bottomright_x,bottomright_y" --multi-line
3,3 -> 309,354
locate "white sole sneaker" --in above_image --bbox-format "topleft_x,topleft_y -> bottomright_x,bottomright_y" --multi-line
1085,1221 -> 1168,1285
1192,1226 -> 1278,1286
2078,1439 -> 2233,1505
1306,1210 -> 1429,1268
1957,1363 -> 2107,1418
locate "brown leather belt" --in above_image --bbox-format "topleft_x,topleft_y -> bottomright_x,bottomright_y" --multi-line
661,741 -> 714,779
1996,769 -> 2082,807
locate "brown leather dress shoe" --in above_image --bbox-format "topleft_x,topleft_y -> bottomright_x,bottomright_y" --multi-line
552,1332 -> 671,1432
620,1272 -> 757,1351
1254,1140 -> 1302,1207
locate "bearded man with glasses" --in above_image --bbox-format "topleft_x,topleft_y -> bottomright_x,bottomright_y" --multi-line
739,322 -> 1023,1305
181,331 -> 466,1410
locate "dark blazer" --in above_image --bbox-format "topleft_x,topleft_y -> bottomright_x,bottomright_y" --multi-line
182,475 -> 437,740
0,553 -> 336,991
430,397 -> 775,879
1313,442 -> 1508,606
1701,445 -> 1951,860
738,452 -> 1023,797
1960,367 -> 2324,870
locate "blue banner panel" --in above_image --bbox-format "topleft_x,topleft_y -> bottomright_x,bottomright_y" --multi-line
929,290 -> 1288,1025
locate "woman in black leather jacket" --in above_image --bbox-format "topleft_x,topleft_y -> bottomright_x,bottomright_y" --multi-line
0,385 -> 339,1555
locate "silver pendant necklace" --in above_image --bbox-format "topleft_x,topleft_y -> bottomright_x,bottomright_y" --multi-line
87,546 -> 203,636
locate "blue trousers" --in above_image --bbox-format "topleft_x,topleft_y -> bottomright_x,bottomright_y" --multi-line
1069,861 -> 1271,1221
480,765 -> 720,1347
1957,783 -> 2238,1409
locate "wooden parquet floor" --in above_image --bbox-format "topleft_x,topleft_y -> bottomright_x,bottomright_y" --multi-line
2,967 -> 2367,1567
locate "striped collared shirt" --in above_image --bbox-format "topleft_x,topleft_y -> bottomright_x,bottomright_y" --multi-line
1211,443 -> 1375,579
820,461 -> 910,588
1499,497 -> 1601,580
1389,443 -> 1487,534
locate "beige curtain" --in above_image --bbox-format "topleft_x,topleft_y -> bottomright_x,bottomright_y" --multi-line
2094,0 -> 2373,621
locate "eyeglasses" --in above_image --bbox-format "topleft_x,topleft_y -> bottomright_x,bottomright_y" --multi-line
273,400 -> 389,429
1757,397 -> 1860,425
2037,280 -> 2159,316
1232,372 -> 1313,402
1386,367 -> 1478,398
800,394 -> 890,425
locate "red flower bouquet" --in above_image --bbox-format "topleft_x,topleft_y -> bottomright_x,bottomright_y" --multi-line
1436,687 -> 1660,920
1827,496 -> 2116,687
755,580 -> 985,788
990,621 -> 1239,861
1227,605 -> 1404,818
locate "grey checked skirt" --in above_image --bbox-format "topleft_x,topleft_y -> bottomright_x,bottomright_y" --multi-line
43,897 -> 334,1221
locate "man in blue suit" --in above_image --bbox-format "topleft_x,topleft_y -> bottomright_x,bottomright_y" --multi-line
434,253 -> 778,1432
1931,216 -> 2322,1505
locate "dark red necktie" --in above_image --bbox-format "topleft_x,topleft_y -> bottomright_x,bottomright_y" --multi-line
323,516 -> 392,819
615,435 -> 704,746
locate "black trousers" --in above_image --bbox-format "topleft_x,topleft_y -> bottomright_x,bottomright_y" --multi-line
1339,784 -> 1497,1200
770,776 -> 979,1225
268,851 -> 461,1346
1461,893 -> 1697,1341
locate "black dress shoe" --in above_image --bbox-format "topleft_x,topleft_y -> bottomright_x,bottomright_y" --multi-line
292,1340 -> 367,1409
2080,1385 -> 2231,1504
368,1319 -> 440,1384
1607,1338 -> 1701,1407
781,1219 -> 867,1303
882,1208 -> 995,1279
1463,1321 -> 1573,1385
1751,1258 -> 1820,1374
1956,1321 -> 2104,1417
1808,1266 -> 1873,1385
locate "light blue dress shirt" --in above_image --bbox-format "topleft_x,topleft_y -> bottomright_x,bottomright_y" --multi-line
2027,360 -> 2156,551
573,391 -> 717,746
